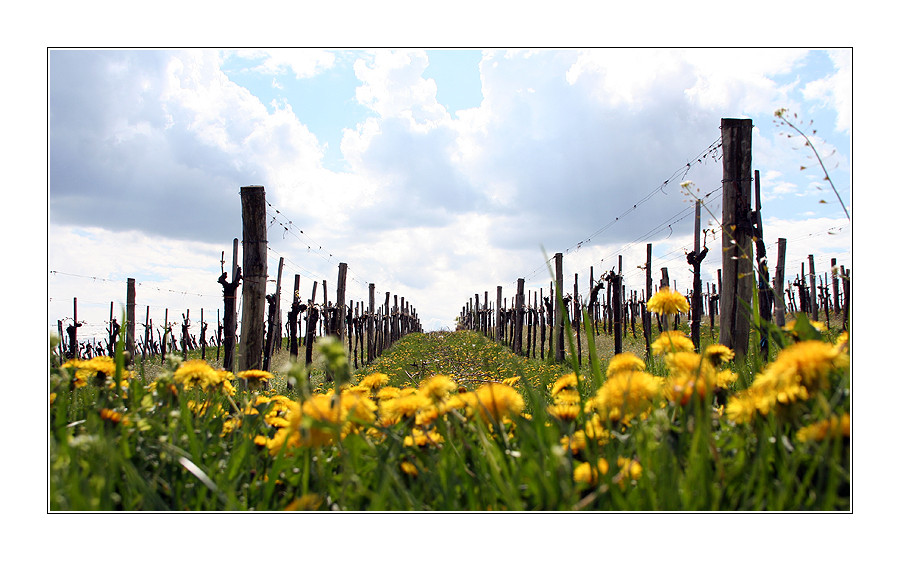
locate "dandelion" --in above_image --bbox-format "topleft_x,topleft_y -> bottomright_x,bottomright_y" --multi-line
651,331 -> 695,356
99,408 -> 126,425
585,370 -> 662,424
404,427 -> 444,447
613,457 -> 643,488
796,413 -> 850,442
360,372 -> 390,390
501,376 -> 521,386
399,461 -> 419,477
474,383 -> 525,422
419,375 -> 457,400
547,402 -> 581,422
647,287 -> 689,316
574,458 -> 610,485
606,352 -> 646,377
551,373 -> 578,397
237,369 -> 273,390
703,344 -> 735,367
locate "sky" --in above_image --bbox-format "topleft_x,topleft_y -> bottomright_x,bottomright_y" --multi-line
47,48 -> 852,338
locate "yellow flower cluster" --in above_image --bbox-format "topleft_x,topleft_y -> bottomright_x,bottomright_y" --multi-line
647,287 -> 689,316
573,456 -> 643,488
796,413 -> 850,443
173,359 -> 236,396
61,356 -> 133,390
585,359 -> 662,424
726,340 -> 849,424
651,331 -> 695,356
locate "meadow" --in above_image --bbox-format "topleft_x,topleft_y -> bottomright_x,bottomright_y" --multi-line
48,285 -> 850,511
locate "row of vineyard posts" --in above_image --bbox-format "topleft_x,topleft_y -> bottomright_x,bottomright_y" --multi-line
457,118 -> 850,363
54,185 -> 422,377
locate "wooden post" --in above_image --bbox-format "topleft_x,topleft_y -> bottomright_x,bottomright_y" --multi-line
200,308 -> 207,360
554,253 -> 565,362
831,258 -> 840,318
216,309 -> 221,363
495,286 -> 502,343
124,277 -> 135,363
719,118 -> 754,357
773,238 -> 787,327
574,275 -> 582,365
218,239 -> 242,373
367,284 -> 376,364
289,274 -> 301,359
808,255 -> 818,321
842,267 -> 850,330
688,200 -> 708,350
752,170 -> 773,359
513,278 -> 525,355
610,270 -> 622,355
239,185 -> 267,372
107,301 -> 116,357
181,310 -> 190,361
305,281 -> 318,366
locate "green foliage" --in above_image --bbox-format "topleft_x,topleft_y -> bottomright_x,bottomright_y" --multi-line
49,314 -> 849,511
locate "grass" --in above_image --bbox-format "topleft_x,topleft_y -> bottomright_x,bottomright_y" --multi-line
48,307 -> 849,511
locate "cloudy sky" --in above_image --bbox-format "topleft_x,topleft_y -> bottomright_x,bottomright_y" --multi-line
46,48 -> 852,338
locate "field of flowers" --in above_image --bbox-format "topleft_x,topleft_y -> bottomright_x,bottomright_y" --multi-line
48,288 -> 849,511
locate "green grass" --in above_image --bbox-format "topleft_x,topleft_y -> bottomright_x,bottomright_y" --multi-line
48,310 -> 849,511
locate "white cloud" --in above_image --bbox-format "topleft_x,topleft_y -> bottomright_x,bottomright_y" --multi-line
231,49 -> 336,79
803,49 -> 852,134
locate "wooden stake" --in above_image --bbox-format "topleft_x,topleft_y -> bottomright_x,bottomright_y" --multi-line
554,253 -> 565,362
773,238 -> 787,327
239,185 -> 268,372
719,118 -> 754,357
808,255 -> 818,321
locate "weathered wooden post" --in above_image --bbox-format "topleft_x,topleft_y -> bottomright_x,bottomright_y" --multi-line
367,283 -> 376,364
125,278 -> 136,363
752,170 -> 773,359
305,281 -> 318,366
513,278 -> 525,355
574,275 -> 582,365
831,258 -> 840,317
200,308 -> 207,360
336,262 -> 348,343
289,274 -> 301,360
554,253 -> 565,362
841,266 -> 850,331
688,201 -> 708,350
719,118 -> 754,357
773,238 -> 787,327
239,185 -> 267,372
218,239 -> 242,373
808,255 -> 818,321
181,310 -> 190,361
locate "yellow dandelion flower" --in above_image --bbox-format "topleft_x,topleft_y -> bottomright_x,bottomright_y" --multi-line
551,373 -> 578,397
703,344 -> 735,366
360,372 -> 390,390
796,413 -> 850,442
561,430 -> 588,454
382,392 -> 430,420
376,386 -> 402,401
647,287 -> 689,315
399,461 -> 419,477
474,383 -> 525,421
716,369 -> 739,388
613,457 -> 643,488
99,408 -> 126,425
651,331 -> 695,356
553,388 -> 581,405
607,352 -> 646,377
404,427 -> 444,447
574,458 -> 610,485
237,369 -> 273,381
501,376 -> 521,386
585,370 -> 662,424
419,375 -> 457,400
547,402 -> 581,422
785,318 -> 827,333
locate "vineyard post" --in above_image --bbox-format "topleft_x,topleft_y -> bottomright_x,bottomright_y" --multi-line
200,308 -> 206,361
688,200 -> 708,350
611,270 -> 623,355
239,185 -> 268,372
474,293 -> 480,335
831,258 -> 840,316
808,255 -> 818,321
554,253 -> 565,362
368,284 -> 375,364
218,239 -> 242,374
574,275 -> 582,365
161,308 -> 168,363
337,263 -> 348,343
289,274 -> 301,359
126,278 -> 136,363
752,170 -> 773,358
383,292 -> 391,351
773,238 -> 787,327
107,301 -> 116,357
659,267 -> 670,331
513,278 -> 524,355
305,281 -> 318,366
182,310 -> 190,361
495,286 -> 502,343
842,267 -> 850,331
274,256 -> 284,350
216,309 -> 221,363
719,117 -> 754,358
